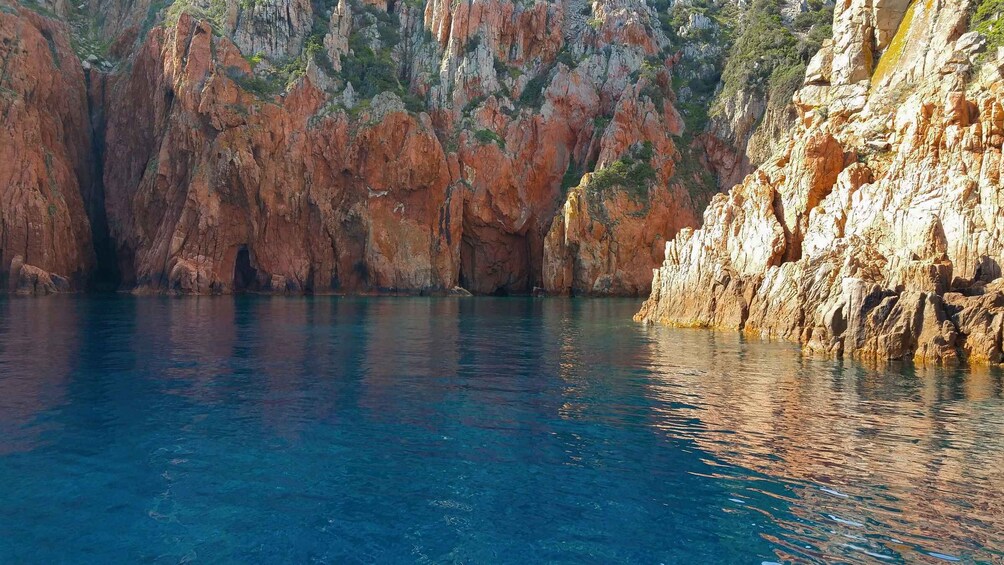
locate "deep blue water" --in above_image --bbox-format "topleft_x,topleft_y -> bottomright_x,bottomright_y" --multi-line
0,297 -> 1002,564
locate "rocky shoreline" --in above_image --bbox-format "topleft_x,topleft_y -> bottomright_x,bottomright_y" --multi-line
637,0 -> 1004,367
5,0 -> 1004,366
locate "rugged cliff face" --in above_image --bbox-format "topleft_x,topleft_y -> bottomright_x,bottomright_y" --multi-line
5,0 -> 734,296
0,7 -> 96,294
638,0 -> 1004,366
9,0 -> 1004,320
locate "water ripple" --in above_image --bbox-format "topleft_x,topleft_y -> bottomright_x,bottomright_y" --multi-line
0,297 -> 1000,563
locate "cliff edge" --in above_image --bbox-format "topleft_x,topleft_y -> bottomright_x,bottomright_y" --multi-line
637,0 -> 1004,366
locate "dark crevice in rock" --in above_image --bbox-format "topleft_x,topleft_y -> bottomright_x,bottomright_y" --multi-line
459,227 -> 538,296
233,246 -> 259,292
83,69 -> 121,291
458,234 -> 476,292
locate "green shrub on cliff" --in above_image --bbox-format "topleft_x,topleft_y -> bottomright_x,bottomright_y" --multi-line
587,142 -> 657,201
518,71 -> 551,108
465,35 -> 481,55
473,128 -> 506,149
15,0 -> 59,18
163,0 -> 226,32
714,0 -> 829,114
581,142 -> 658,225
793,0 -> 833,34
226,66 -> 283,98
673,144 -> 717,201
648,0 -> 732,135
561,161 -> 584,197
338,1 -> 409,103
342,39 -> 399,97
767,61 -> 806,110
635,57 -> 670,111
795,0 -> 834,60
716,0 -> 797,104
359,2 -> 401,47
971,0 -> 1004,54
305,16 -> 337,75
228,48 -> 317,100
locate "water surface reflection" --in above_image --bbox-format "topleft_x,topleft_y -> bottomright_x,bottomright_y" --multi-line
641,329 -> 1004,562
0,297 -> 1000,563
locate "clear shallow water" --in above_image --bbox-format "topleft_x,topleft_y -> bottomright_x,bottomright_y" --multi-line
0,297 -> 1002,564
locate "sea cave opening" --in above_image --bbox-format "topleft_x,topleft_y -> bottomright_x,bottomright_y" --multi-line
233,246 -> 258,293
458,230 -> 537,295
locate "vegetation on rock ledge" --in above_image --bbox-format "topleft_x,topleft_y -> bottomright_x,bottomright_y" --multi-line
587,142 -> 657,202
970,0 -> 1004,58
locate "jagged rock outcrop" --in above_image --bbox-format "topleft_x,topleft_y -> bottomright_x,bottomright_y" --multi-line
2,0 -> 722,296
542,177 -> 700,296
42,0 -> 716,296
100,15 -> 457,293
637,0 -> 1004,366
697,0 -> 834,190
12,0 -> 1000,313
324,0 -> 351,72
1,0 -> 848,298
542,87 -> 700,296
0,6 -> 95,294
230,0 -> 313,61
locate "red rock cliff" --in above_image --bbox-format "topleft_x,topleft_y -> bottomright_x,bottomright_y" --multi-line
0,6 -> 95,294
84,0 -> 718,295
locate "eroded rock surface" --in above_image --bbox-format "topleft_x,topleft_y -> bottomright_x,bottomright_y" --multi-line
2,0 -> 725,296
94,0 -> 725,296
638,0 -> 1004,366
2,0 -> 844,297
0,7 -> 95,294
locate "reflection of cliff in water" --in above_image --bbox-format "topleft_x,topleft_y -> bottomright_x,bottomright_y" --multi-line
0,299 -> 79,454
639,328 -> 1004,562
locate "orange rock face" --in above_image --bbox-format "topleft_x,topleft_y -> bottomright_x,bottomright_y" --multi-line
85,0 -> 710,296
99,16 -> 458,294
636,0 -> 1004,367
0,0 -> 740,297
543,86 -> 702,296
0,7 -> 95,293
1,0 -> 720,297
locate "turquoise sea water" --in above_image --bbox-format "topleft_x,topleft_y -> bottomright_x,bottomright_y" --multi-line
0,297 -> 1001,563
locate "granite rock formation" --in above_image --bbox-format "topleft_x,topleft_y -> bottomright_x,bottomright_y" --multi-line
0,7 -> 95,293
638,0 -> 1004,366
3,0 -> 730,295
